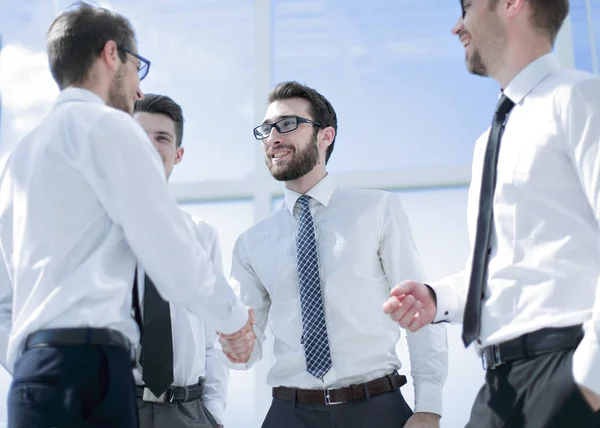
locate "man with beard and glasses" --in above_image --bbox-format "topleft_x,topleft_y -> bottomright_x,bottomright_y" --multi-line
133,94 -> 226,428
383,0 -> 600,427
0,3 -> 254,427
218,81 -> 448,428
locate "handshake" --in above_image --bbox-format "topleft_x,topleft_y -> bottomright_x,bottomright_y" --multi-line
218,308 -> 257,363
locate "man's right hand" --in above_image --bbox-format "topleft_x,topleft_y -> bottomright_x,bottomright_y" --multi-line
218,308 -> 256,363
383,280 -> 437,332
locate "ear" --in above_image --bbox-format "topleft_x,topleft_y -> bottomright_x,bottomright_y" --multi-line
505,0 -> 525,19
319,126 -> 336,151
99,40 -> 120,72
174,147 -> 185,165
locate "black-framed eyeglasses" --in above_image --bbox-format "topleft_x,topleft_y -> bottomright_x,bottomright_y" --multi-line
121,48 -> 151,81
253,116 -> 321,140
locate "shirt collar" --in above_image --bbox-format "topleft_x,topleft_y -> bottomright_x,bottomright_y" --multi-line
55,87 -> 106,107
283,174 -> 336,215
503,53 -> 561,105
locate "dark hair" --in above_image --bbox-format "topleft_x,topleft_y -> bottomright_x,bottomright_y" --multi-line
489,0 -> 568,42
46,2 -> 136,90
134,94 -> 185,147
268,81 -> 338,164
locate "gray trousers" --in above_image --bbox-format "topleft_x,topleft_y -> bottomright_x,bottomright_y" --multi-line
261,389 -> 413,428
137,397 -> 219,428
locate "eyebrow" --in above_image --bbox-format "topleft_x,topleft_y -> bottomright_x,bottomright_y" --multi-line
260,114 -> 295,126
155,130 -> 174,138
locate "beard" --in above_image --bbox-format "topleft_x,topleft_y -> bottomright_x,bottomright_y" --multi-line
267,133 -> 319,182
466,48 -> 489,77
107,66 -> 131,114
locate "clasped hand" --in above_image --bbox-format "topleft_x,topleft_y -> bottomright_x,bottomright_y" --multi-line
218,308 -> 256,363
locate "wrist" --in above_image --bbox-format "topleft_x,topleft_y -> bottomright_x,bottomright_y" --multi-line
424,283 -> 437,306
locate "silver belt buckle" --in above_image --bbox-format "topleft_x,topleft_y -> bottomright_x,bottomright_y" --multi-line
324,388 -> 344,405
142,387 -> 166,403
482,345 -> 502,371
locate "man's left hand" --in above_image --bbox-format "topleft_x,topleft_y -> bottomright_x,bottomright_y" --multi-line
579,385 -> 600,412
404,412 -> 440,428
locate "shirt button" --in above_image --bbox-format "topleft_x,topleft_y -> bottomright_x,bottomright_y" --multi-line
444,311 -> 449,316
477,339 -> 482,345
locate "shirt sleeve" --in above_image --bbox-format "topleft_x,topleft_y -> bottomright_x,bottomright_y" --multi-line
0,246 -> 12,373
198,222 -> 229,424
379,193 -> 448,415
428,269 -> 469,324
561,78 -> 600,396
71,111 -> 247,334
427,134 -> 487,325
221,233 -> 271,370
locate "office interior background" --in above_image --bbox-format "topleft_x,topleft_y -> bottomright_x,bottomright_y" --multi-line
0,0 -> 598,426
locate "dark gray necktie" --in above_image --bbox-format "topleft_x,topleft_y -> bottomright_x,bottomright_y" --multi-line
462,94 -> 515,347
140,274 -> 174,397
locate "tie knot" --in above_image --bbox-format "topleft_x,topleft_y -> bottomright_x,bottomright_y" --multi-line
495,94 -> 515,117
297,195 -> 311,208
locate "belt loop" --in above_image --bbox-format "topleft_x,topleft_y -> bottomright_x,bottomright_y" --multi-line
183,386 -> 189,402
291,389 -> 297,408
521,335 -> 529,359
386,373 -> 397,390
363,383 -> 371,400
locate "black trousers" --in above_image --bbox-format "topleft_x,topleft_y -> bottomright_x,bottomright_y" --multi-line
466,349 -> 600,428
261,389 -> 413,428
7,344 -> 138,428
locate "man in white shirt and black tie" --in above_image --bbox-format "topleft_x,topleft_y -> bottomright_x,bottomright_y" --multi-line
384,1 -> 600,427
218,81 -> 448,428
0,3 -> 254,427
133,94 -> 226,428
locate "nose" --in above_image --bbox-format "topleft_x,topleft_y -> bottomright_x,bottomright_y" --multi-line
451,16 -> 464,35
264,126 -> 284,148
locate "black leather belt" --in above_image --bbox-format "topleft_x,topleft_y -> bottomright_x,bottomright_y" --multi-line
25,328 -> 131,353
273,372 -> 407,406
136,381 -> 204,403
482,324 -> 584,370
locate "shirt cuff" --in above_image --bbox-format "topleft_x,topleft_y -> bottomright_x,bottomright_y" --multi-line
414,381 -> 443,416
572,329 -> 600,396
203,399 -> 225,425
217,299 -> 249,335
429,282 -> 462,324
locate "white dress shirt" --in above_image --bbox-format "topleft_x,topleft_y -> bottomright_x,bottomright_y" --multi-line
431,54 -> 600,395
229,175 -> 448,415
0,88 -> 248,371
134,213 -> 228,424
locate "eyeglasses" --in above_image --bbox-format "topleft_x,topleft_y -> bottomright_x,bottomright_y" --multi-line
253,116 -> 321,140
121,48 -> 151,81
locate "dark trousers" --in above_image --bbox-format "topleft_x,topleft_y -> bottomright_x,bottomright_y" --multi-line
261,389 -> 413,428
466,349 -> 600,428
8,344 -> 138,428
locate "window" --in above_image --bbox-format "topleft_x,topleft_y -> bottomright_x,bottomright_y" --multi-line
272,0 -> 499,173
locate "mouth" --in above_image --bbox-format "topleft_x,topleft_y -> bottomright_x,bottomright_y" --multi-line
270,149 -> 292,163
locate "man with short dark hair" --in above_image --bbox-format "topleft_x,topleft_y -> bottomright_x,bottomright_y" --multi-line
385,1 -> 600,426
220,81 -> 448,428
0,3 -> 253,427
133,94 -> 226,428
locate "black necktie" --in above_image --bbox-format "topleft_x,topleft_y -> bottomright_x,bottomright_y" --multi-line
462,94 -> 515,348
140,273 -> 174,397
